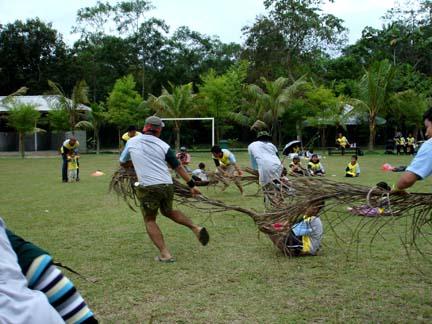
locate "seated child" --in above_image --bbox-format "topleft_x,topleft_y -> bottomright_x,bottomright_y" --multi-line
176,146 -> 191,172
345,155 -> 360,177
67,151 -> 80,182
191,162 -> 210,186
289,156 -> 307,176
307,154 -> 325,176
266,200 -> 324,256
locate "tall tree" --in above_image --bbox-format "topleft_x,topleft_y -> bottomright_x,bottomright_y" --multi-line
242,0 -> 347,81
146,83 -> 196,150
0,19 -> 68,95
199,61 -> 248,142
107,75 -> 144,147
244,76 -> 306,145
350,60 -> 395,150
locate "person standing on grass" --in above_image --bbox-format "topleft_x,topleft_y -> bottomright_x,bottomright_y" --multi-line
119,116 -> 209,262
248,131 -> 282,186
394,131 -> 407,155
211,145 -> 244,194
406,133 -> 416,155
121,125 -> 141,145
336,133 -> 350,155
394,108 -> 432,192
60,137 -> 79,183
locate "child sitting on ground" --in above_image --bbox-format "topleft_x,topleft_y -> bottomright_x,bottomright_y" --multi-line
308,154 -> 325,176
345,155 -> 361,177
67,151 -> 80,182
191,162 -> 210,186
265,200 -> 324,256
289,156 -> 307,176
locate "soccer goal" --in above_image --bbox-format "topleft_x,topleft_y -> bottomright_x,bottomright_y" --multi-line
160,117 -> 215,147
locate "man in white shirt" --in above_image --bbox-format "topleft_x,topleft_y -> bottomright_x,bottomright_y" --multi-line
119,116 -> 209,262
394,107 -> 432,191
248,131 -> 282,186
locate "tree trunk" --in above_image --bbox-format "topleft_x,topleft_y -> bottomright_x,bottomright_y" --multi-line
296,120 -> 302,142
19,131 -> 25,159
95,128 -> 100,155
272,121 -> 278,146
174,121 -> 181,151
118,128 -> 122,150
320,127 -> 327,148
368,114 -> 376,151
174,128 -> 180,152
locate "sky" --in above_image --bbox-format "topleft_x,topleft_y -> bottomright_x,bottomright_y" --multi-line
0,0 -> 397,45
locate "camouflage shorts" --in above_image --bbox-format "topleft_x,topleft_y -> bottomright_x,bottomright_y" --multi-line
135,184 -> 174,216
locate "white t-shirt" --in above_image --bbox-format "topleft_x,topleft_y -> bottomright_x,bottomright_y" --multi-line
192,169 -> 209,181
0,218 -> 64,324
119,134 -> 174,186
248,140 -> 282,185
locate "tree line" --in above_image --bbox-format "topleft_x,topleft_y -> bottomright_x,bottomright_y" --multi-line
1,0 -> 431,155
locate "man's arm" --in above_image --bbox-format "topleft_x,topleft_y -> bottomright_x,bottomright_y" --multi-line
166,148 -> 200,195
395,171 -> 419,190
119,142 -> 131,165
175,165 -> 201,195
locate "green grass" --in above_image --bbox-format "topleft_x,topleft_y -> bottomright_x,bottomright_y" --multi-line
1,152 -> 432,323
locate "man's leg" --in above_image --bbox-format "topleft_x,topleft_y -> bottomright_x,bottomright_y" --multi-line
142,213 -> 173,260
61,154 -> 68,182
76,159 -> 80,181
162,209 -> 209,246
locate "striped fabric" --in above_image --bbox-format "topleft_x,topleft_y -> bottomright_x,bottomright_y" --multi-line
25,255 -> 95,324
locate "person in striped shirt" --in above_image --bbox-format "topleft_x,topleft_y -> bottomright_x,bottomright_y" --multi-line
3,222 -> 97,324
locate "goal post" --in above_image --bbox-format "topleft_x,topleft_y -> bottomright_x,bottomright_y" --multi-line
160,117 -> 215,147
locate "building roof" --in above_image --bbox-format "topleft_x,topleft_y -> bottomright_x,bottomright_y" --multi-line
0,96 -> 91,112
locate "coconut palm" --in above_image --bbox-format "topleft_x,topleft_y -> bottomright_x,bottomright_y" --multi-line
243,76 -> 305,145
145,82 -> 196,151
7,102 -> 41,158
47,79 -> 92,134
73,103 -> 108,154
350,60 -> 395,151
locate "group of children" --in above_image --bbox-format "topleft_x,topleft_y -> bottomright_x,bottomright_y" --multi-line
394,132 -> 416,155
289,153 -> 360,178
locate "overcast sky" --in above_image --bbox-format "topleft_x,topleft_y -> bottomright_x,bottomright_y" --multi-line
0,0 -> 397,45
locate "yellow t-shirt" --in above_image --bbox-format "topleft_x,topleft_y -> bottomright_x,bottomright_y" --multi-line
346,162 -> 359,177
122,131 -> 141,142
407,136 -> 415,145
336,136 -> 348,148
67,157 -> 79,170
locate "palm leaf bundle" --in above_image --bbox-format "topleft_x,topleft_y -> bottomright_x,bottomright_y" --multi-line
257,177 -> 432,252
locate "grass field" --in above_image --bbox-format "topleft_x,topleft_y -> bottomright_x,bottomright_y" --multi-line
1,152 -> 432,323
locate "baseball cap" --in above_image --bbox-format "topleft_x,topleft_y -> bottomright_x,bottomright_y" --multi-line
256,130 -> 271,139
145,116 -> 165,128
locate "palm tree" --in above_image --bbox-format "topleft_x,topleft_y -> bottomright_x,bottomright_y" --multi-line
350,60 -> 395,151
145,83 -> 196,151
7,102 -> 41,159
70,103 -> 108,154
1,87 -> 42,159
48,80 -> 92,134
244,76 -> 305,145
